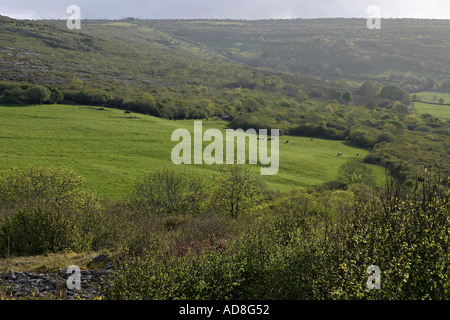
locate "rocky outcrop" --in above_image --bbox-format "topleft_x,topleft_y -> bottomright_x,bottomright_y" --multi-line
1,267 -> 113,300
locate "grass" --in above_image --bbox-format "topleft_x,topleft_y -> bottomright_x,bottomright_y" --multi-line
0,104 -> 385,199
413,102 -> 450,120
0,252 -> 103,273
415,91 -> 450,104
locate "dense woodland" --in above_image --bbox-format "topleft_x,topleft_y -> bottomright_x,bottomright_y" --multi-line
0,16 -> 449,300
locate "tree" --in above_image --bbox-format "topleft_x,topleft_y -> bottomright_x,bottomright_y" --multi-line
337,159 -> 376,186
49,87 -> 64,103
25,86 -> 51,104
342,92 -> 352,103
379,85 -> 411,104
212,165 -> 264,219
127,169 -> 207,215
376,132 -> 395,143
358,81 -> 380,98
349,130 -> 375,148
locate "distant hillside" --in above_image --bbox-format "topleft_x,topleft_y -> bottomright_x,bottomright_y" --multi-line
142,18 -> 450,92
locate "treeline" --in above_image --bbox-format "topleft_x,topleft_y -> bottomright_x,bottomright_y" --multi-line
0,82 -> 211,119
0,165 -> 448,300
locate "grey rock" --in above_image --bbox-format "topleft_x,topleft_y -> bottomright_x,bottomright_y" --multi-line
8,269 -> 16,280
92,253 -> 108,262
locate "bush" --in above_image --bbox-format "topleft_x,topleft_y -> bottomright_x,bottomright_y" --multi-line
376,132 -> 394,143
0,166 -> 100,256
127,169 -> 208,216
337,159 -> 376,186
414,125 -> 432,132
105,243 -> 247,300
25,86 -> 51,104
319,173 -> 449,299
349,130 -> 375,148
211,165 -> 265,219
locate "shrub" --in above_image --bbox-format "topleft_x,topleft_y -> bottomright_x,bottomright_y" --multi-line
414,125 -> 432,132
376,132 -> 394,143
127,169 -> 208,216
0,166 -> 100,256
24,86 -> 51,104
211,165 -> 265,219
432,128 -> 449,136
349,130 -> 375,148
319,173 -> 449,299
337,159 -> 376,186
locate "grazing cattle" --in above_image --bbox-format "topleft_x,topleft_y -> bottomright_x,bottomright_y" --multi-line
285,141 -> 290,144
356,153 -> 359,157
338,153 -> 343,156
124,110 -> 131,114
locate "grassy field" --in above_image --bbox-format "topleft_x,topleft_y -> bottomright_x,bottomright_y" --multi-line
0,104 -> 386,199
415,91 -> 450,104
413,102 -> 450,120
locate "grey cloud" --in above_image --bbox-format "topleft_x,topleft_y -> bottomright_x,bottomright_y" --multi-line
0,0 -> 449,20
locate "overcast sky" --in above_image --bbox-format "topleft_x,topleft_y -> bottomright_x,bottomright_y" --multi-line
1,0 -> 449,20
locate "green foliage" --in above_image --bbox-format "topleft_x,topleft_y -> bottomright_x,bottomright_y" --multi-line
104,171 -> 449,300
106,247 -> 246,300
380,86 -> 411,105
376,132 -> 395,143
211,165 -> 265,219
0,166 -> 100,256
127,169 -> 208,215
25,86 -> 51,104
342,92 -> 352,103
349,130 -> 375,148
337,159 -> 376,186
320,173 -> 449,299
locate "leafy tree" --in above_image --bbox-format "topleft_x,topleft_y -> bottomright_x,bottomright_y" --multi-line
25,86 -> 51,104
379,85 -> 411,104
342,92 -> 352,103
49,87 -> 64,103
127,169 -> 207,215
349,130 -> 375,148
337,159 -> 376,186
212,165 -> 264,219
358,81 -> 380,98
376,131 -> 395,143
0,87 -> 25,104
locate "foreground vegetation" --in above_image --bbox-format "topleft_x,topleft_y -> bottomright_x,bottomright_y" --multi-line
0,165 -> 448,300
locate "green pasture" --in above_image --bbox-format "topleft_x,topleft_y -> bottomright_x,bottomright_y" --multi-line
413,102 -> 450,120
0,104 -> 385,198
